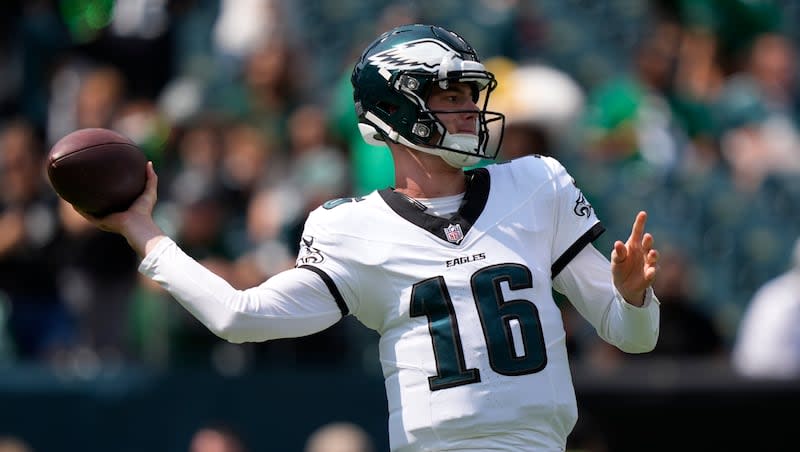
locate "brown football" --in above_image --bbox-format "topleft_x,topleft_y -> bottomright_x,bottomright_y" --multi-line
47,128 -> 147,217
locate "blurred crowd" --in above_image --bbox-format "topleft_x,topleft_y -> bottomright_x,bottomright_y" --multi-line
0,419 -> 376,452
0,0 -> 799,382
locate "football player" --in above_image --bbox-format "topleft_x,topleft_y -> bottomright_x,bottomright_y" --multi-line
81,24 -> 660,452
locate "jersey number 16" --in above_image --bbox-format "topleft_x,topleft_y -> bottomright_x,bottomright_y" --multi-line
410,263 -> 547,391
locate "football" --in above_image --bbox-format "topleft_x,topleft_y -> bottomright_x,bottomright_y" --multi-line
47,128 -> 147,217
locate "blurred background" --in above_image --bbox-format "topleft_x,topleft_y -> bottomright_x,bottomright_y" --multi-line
0,0 -> 799,451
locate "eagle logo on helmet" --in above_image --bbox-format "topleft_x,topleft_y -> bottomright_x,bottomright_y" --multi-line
367,39 -> 455,72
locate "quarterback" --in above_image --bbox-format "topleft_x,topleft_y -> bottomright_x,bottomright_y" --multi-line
81,24 -> 660,452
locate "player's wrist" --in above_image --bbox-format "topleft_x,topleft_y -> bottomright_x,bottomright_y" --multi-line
617,287 -> 646,307
121,217 -> 165,257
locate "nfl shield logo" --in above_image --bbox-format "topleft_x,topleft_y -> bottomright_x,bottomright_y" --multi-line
444,224 -> 464,243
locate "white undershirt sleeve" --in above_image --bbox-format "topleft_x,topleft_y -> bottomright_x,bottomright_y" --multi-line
138,237 -> 342,343
552,243 -> 660,353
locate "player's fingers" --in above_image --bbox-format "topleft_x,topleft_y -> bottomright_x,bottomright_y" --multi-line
131,162 -> 158,210
644,265 -> 657,282
611,240 -> 627,263
72,205 -> 112,231
647,249 -> 660,265
629,211 -> 647,243
145,161 -> 158,191
642,232 -> 654,250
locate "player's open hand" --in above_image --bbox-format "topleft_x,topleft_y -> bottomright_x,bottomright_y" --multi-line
611,211 -> 659,306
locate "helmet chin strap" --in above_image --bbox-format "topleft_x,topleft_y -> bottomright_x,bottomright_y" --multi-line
438,133 -> 482,168
360,114 -> 483,168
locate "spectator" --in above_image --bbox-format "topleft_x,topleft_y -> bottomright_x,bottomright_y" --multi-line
0,119 -> 75,363
285,104 -> 349,207
732,237 -> 800,378
56,196 -> 138,364
304,422 -> 374,452
189,423 -> 247,452
648,247 -> 724,358
163,115 -> 226,213
714,32 -> 800,192
0,436 -> 33,452
493,63 -> 586,161
47,63 -> 127,151
232,185 -> 297,289
669,27 -> 726,176
582,20 -> 687,172
282,103 -> 350,250
75,65 -> 126,130
15,1 -> 71,131
206,33 -> 309,151
218,120 -> 279,217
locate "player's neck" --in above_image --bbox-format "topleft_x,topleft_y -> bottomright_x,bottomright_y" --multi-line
392,147 -> 466,199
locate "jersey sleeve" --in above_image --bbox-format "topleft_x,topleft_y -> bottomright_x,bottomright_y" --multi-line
138,237 -> 343,343
294,207 -> 363,317
546,157 -> 605,278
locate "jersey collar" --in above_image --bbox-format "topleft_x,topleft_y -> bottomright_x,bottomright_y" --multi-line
379,168 -> 490,245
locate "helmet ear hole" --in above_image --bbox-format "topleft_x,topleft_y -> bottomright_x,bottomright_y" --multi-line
358,124 -> 386,145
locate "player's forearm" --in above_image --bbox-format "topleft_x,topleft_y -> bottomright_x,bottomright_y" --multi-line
554,245 -> 660,353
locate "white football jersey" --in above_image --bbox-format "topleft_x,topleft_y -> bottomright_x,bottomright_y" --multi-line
296,155 -> 605,451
